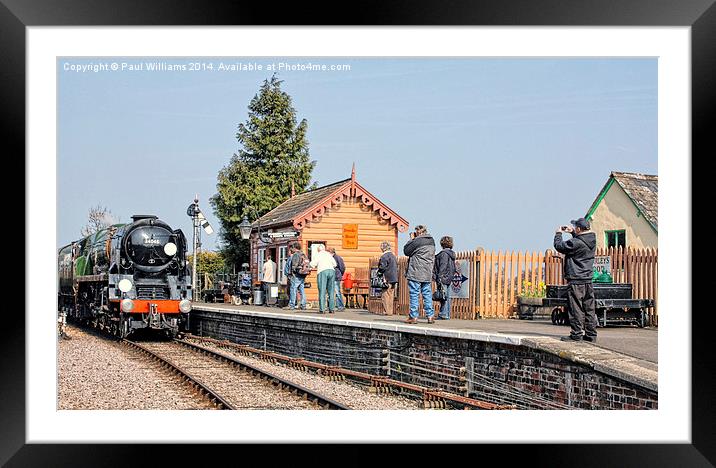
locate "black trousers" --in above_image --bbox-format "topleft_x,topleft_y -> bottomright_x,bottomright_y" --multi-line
567,282 -> 598,339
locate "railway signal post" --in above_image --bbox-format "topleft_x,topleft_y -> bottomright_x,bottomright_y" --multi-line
187,196 -> 214,300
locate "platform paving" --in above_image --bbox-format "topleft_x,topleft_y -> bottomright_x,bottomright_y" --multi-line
193,302 -> 658,391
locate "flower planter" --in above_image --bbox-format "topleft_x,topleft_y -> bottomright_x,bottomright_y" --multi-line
516,296 -> 550,320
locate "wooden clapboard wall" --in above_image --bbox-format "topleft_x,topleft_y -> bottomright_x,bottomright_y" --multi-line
299,198 -> 399,303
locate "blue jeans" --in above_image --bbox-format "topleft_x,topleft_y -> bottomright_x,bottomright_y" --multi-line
438,284 -> 451,318
335,280 -> 345,309
408,280 -> 434,319
317,269 -> 336,312
289,276 -> 306,309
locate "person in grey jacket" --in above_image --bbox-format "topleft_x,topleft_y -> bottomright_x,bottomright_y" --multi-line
403,225 -> 436,323
554,217 -> 598,342
377,241 -> 398,315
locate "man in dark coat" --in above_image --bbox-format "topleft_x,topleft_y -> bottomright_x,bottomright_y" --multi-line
403,225 -> 436,323
554,217 -> 598,342
328,247 -> 346,311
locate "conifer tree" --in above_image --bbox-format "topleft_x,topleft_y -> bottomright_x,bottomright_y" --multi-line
211,75 -> 315,266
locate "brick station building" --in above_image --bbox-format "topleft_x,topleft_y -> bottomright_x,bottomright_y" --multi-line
248,167 -> 409,305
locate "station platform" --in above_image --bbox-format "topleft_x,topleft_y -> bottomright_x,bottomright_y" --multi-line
192,302 -> 658,394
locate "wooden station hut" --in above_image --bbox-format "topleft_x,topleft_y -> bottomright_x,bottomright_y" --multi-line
249,166 -> 409,305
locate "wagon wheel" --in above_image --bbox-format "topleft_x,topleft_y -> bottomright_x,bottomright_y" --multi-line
637,308 -> 646,328
596,309 -> 606,327
551,308 -> 560,325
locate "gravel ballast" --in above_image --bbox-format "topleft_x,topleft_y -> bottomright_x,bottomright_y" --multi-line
58,324 -> 421,410
58,325 -> 216,410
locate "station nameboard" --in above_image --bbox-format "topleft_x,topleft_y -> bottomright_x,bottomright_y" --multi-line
342,224 -> 358,249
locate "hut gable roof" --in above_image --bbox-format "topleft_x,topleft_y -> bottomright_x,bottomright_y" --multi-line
254,179 -> 350,228
254,170 -> 409,232
612,172 -> 658,230
587,171 -> 658,232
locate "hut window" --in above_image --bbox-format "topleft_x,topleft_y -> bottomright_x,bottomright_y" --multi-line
307,241 -> 326,262
605,230 -> 626,249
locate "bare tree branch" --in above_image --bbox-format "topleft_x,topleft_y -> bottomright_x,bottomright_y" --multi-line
81,205 -> 119,237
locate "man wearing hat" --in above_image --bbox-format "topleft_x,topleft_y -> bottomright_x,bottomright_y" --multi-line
554,217 -> 598,342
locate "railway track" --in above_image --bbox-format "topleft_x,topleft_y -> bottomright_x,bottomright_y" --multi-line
121,340 -> 235,410
124,338 -> 350,410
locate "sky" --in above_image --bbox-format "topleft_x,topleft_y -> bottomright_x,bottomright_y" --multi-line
57,57 -> 657,254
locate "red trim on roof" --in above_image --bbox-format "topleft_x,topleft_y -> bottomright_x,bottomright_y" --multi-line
292,179 -> 409,232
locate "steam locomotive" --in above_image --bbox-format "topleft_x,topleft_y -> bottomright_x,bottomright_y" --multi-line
58,215 -> 192,338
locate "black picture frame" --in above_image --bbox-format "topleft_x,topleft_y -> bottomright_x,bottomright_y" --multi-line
4,0 -> 712,465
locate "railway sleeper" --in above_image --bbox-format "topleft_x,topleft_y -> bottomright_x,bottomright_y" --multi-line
422,400 -> 447,409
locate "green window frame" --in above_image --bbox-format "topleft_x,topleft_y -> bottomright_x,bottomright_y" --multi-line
605,230 -> 626,249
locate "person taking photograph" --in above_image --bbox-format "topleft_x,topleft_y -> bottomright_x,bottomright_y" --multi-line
554,217 -> 598,342
403,225 -> 436,324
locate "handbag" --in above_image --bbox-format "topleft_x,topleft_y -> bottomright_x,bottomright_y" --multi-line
371,271 -> 388,289
432,283 -> 447,302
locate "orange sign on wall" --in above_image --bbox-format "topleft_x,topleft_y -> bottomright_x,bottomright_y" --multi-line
342,224 -> 358,249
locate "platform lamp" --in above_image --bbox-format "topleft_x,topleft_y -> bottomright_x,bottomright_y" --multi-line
238,215 -> 252,241
238,207 -> 272,244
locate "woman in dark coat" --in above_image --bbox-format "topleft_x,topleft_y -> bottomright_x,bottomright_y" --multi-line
433,236 -> 456,319
377,241 -> 398,315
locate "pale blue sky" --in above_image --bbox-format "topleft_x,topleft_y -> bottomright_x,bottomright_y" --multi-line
58,57 -> 657,254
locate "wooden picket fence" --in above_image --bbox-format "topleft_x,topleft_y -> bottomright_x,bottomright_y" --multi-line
366,246 -> 658,324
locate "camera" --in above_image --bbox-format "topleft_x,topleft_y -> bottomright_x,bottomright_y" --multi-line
561,225 -> 570,231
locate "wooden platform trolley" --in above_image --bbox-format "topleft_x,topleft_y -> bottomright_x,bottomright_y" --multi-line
543,283 -> 654,328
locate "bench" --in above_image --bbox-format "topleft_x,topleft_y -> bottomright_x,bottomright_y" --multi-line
344,280 -> 370,309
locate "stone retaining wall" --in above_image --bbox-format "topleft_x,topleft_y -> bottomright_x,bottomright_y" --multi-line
190,308 -> 657,410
